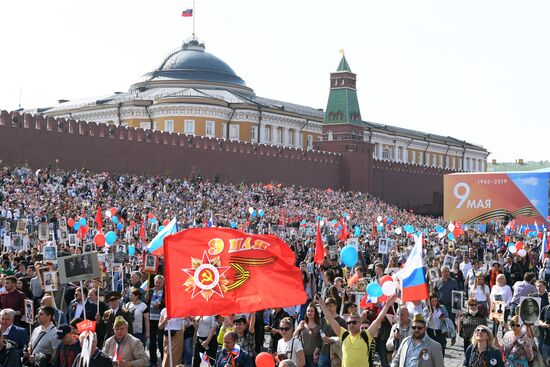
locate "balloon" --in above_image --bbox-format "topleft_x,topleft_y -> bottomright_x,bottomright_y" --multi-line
447,232 -> 455,241
319,220 -> 324,227
111,216 -> 119,224
128,245 -> 136,256
379,275 -> 393,285
251,211 -> 257,217
366,282 -> 383,298
395,227 -> 402,235
116,223 -> 124,231
448,222 -> 455,232
435,225 -> 445,233
386,218 -> 392,225
515,241 -> 523,250
67,218 -> 75,227
405,225 -> 415,234
301,219 -> 307,225
150,217 -> 157,224
245,221 -> 250,227
94,233 -> 106,247
130,220 -> 136,227
105,210 -> 112,218
258,209 -> 265,217
377,224 -> 384,232
159,225 -> 165,232
79,217 -> 86,226
509,245 -> 517,254
341,246 -> 358,268
255,352 -> 275,367
73,222 -> 81,230
105,231 -> 117,245
438,232 -> 446,239
376,216 -> 383,223
110,207 -> 117,215
163,219 -> 169,226
354,226 -> 361,237
518,249 -> 527,257
381,281 -> 397,296
147,213 -> 154,219
248,207 -> 254,214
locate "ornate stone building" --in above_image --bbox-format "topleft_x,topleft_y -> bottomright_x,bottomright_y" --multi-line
24,37 -> 488,171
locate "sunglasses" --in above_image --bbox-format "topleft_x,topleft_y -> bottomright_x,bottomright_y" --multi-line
475,328 -> 488,334
412,326 -> 425,330
347,320 -> 359,325
279,327 -> 291,331
468,304 -> 477,307
510,323 -> 520,328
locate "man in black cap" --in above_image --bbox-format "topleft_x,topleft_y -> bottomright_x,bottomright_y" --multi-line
95,292 -> 133,348
54,324 -> 81,367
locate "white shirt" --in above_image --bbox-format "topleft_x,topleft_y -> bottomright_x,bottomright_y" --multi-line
196,316 -> 217,337
127,302 -> 149,333
2,325 -> 12,336
460,261 -> 472,277
471,284 -> 490,303
277,337 -> 303,363
159,308 -> 184,331
490,284 -> 513,307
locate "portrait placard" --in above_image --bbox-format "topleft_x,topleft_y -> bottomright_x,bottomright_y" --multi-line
490,300 -> 505,322
43,245 -> 57,261
519,296 -> 541,325
443,255 -> 456,270
59,217 -> 67,230
452,291 -> 464,313
57,252 -> 101,284
68,234 -> 77,247
38,223 -> 49,240
143,253 -> 159,274
16,220 -> 27,234
24,299 -> 34,324
43,271 -> 58,292
378,238 -> 388,255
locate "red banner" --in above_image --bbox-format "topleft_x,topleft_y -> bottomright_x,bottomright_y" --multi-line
164,228 -> 306,317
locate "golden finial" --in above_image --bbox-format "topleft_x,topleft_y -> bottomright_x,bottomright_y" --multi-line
339,48 -> 345,56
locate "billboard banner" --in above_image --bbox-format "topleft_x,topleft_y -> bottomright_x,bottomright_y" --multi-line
444,172 -> 549,225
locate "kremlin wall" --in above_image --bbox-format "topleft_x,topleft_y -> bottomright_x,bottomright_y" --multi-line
0,110 -> 453,216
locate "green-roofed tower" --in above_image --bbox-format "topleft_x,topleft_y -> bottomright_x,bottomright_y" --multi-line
324,52 -> 362,125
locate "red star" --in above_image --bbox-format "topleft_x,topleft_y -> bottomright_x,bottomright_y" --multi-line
182,251 -> 230,300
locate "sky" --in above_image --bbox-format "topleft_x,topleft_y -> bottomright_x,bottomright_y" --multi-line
1,0 -> 549,162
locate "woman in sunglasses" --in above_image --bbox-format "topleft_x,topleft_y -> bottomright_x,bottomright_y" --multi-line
502,316 -> 534,367
457,299 -> 487,354
462,325 -> 504,367
275,317 -> 305,367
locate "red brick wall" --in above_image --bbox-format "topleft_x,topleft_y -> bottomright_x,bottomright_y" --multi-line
0,111 -> 342,189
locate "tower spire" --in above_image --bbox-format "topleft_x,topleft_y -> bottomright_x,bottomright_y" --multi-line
324,52 -> 361,125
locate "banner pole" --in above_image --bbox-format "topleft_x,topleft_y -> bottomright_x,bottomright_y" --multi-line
167,319 -> 173,367
80,280 -> 87,320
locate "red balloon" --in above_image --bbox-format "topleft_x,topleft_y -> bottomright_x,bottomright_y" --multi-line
147,213 -> 154,219
94,233 -> 106,247
515,241 -> 523,250
163,219 -> 169,226
110,207 -> 117,216
67,218 -> 75,227
524,228 -> 530,235
130,220 -> 136,227
379,275 -> 392,285
245,221 -> 250,227
255,352 -> 275,367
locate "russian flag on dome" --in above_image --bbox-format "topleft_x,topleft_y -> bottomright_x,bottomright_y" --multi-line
395,234 -> 428,302
147,218 -> 178,256
182,9 -> 193,17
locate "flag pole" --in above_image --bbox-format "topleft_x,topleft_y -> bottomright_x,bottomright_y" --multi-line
192,0 -> 196,39
167,320 -> 173,367
80,280 -> 87,320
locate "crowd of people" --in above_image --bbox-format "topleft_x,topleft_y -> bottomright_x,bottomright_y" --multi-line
0,165 -> 548,367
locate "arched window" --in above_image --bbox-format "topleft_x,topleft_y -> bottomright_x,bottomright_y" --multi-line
329,112 -> 335,120
327,130 -> 333,141
382,148 -> 391,160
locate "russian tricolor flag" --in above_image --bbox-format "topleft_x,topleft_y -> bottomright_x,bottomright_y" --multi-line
540,231 -> 548,263
395,234 -> 429,302
182,9 -> 193,17
147,218 -> 178,256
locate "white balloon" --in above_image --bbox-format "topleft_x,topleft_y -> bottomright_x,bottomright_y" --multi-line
395,227 -> 402,235
517,249 -> 527,257
381,281 -> 396,296
447,222 -> 455,232
319,220 -> 324,227
377,216 -> 383,223
509,245 -> 517,254
248,207 -> 254,214
104,210 -> 112,218
438,232 -> 446,239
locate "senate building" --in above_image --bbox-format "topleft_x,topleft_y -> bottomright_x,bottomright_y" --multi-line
24,37 -> 488,173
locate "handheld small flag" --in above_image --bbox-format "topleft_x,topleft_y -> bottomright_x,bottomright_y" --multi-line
395,234 -> 429,302
182,9 -> 193,17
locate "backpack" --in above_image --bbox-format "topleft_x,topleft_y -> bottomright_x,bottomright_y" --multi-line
342,330 -> 375,367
